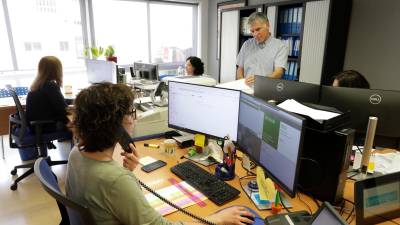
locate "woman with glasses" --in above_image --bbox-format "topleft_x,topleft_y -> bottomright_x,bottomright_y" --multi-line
66,82 -> 253,225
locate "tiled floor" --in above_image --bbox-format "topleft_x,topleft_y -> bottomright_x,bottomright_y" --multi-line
0,135 -> 71,225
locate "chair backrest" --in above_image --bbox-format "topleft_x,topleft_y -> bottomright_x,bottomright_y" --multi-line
6,85 -> 29,140
34,158 -> 97,225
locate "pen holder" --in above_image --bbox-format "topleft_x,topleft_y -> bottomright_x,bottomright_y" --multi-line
215,153 -> 236,181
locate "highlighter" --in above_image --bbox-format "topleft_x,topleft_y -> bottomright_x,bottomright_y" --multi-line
144,143 -> 160,148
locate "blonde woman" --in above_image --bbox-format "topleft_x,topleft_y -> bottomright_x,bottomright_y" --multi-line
26,56 -> 69,132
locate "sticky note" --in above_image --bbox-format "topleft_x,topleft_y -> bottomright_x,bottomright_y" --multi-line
256,167 -> 276,201
194,134 -> 206,147
139,156 -> 157,166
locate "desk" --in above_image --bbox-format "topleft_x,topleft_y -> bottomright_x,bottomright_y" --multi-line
112,138 -> 398,225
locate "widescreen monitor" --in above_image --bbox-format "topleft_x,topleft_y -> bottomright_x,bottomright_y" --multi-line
237,93 -> 305,197
311,202 -> 349,225
168,81 -> 240,142
254,75 -> 320,104
133,62 -> 159,81
319,86 -> 400,148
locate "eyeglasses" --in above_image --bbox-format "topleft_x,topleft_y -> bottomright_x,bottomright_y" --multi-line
127,108 -> 136,120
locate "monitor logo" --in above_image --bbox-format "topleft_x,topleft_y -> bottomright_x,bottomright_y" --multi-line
276,82 -> 284,92
369,94 -> 382,104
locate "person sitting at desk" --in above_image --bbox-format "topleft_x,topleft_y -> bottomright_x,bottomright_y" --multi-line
185,56 -> 204,76
332,70 -> 370,89
236,12 -> 288,86
66,82 -> 254,225
26,56 -> 69,133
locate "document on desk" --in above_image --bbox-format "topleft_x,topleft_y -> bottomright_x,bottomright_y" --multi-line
278,99 -> 340,123
144,181 -> 207,215
216,79 -> 254,95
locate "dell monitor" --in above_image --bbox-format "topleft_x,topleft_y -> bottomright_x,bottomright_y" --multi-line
254,75 -> 321,104
168,81 -> 240,142
319,86 -> 400,148
133,62 -> 159,81
237,93 -> 305,197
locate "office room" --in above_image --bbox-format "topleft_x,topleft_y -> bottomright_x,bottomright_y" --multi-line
0,0 -> 400,225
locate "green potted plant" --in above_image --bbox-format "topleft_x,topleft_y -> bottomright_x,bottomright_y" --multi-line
83,46 -> 104,59
104,45 -> 117,63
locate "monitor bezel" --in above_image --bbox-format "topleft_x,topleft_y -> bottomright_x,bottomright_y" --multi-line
237,92 -> 306,198
310,201 -> 349,224
355,171 -> 400,225
167,81 -> 241,142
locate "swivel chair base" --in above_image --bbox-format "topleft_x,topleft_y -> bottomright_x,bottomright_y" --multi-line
10,157 -> 68,191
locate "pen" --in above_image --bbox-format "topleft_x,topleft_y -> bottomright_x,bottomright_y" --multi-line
144,143 -> 159,148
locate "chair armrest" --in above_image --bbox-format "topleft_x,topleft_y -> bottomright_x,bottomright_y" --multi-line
30,120 -> 56,126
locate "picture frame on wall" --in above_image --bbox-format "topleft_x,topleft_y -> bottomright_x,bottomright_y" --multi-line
217,0 -> 247,60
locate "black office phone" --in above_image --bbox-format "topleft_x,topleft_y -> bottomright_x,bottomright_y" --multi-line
118,126 -> 135,153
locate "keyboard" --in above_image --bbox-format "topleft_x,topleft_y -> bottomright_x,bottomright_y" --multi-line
170,160 -> 240,205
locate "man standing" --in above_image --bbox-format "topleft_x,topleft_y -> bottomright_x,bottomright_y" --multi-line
236,12 -> 288,86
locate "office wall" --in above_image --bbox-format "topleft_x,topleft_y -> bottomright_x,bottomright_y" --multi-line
344,0 -> 400,91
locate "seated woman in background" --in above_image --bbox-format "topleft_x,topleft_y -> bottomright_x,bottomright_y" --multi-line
332,70 -> 370,89
26,56 -> 69,132
66,82 -> 254,225
185,56 -> 204,76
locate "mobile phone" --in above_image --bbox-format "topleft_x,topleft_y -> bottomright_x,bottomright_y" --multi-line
118,126 -> 135,153
141,160 -> 166,173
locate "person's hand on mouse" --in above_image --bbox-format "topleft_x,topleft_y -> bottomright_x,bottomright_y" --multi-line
206,206 -> 255,225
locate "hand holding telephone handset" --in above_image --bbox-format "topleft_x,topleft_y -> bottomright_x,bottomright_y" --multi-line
118,127 -> 254,225
118,126 -> 140,171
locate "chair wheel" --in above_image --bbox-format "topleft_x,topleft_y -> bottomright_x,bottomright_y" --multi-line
11,169 -> 17,175
10,183 -> 18,191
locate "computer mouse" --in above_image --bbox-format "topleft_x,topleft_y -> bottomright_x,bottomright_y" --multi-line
242,215 -> 255,225
229,205 -> 264,225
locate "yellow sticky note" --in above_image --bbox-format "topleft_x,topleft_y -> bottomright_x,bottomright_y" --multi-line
194,134 -> 206,147
256,167 -> 276,201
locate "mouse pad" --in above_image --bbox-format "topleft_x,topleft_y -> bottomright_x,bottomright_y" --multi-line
243,206 -> 265,225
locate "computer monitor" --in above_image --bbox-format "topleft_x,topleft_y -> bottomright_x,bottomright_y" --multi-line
237,93 -> 305,197
168,81 -> 240,142
311,202 -> 349,225
133,62 -> 159,81
355,171 -> 400,225
254,75 -> 320,104
319,86 -> 400,148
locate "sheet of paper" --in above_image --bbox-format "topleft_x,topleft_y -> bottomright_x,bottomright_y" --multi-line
139,156 -> 157,166
278,99 -> 340,122
216,79 -> 254,95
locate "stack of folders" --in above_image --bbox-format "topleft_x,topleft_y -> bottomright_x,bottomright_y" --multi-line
278,6 -> 303,35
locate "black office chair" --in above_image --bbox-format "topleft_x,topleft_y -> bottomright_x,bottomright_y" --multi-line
6,85 -> 72,190
34,157 -> 97,225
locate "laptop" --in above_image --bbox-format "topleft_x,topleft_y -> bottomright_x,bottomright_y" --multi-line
265,202 -> 348,225
355,171 -> 400,225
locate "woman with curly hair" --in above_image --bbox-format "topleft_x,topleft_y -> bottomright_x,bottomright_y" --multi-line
66,82 -> 253,225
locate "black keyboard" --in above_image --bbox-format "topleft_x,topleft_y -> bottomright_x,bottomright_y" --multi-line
170,160 -> 240,205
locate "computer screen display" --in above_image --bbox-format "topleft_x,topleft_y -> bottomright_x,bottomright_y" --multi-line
355,171 -> 400,225
319,86 -> 400,148
311,202 -> 349,225
237,93 -> 305,197
133,62 -> 159,80
168,81 -> 240,142
254,75 -> 320,104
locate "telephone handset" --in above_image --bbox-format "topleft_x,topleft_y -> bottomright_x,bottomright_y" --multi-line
117,126 -> 215,225
118,126 -> 135,153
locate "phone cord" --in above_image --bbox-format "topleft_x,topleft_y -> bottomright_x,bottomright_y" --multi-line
138,180 -> 217,225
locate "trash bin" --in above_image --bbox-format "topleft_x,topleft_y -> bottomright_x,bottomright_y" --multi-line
18,147 -> 38,161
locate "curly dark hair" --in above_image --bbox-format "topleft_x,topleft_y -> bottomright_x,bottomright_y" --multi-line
186,56 -> 204,76
72,82 -> 134,152
333,70 -> 370,89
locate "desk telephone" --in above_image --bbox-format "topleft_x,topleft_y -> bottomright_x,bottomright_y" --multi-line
117,126 -> 217,225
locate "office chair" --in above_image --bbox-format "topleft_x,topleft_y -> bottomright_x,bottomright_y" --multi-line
6,85 -> 72,191
34,157 -> 97,225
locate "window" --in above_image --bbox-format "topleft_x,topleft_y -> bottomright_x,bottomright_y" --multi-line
149,3 -> 195,64
6,0 -> 84,70
92,0 -> 149,65
0,1 -> 13,71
